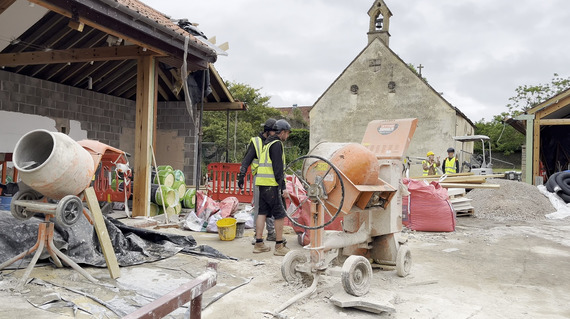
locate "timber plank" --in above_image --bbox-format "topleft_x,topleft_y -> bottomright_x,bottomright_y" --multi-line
84,187 -> 121,279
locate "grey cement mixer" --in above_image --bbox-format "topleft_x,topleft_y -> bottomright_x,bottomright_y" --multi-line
10,129 -> 94,226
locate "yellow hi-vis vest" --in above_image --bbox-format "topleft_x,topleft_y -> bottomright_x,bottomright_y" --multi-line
255,139 -> 286,186
422,160 -> 437,176
444,157 -> 458,174
250,136 -> 263,176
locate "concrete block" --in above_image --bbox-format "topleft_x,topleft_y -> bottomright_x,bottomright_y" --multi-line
18,103 -> 36,114
36,106 -> 49,116
330,289 -> 396,314
41,80 -> 56,91
25,95 -> 41,105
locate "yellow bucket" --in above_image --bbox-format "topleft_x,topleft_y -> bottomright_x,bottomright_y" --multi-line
216,217 -> 237,241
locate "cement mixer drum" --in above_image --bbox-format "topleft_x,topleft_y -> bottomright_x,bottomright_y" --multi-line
305,142 -> 379,187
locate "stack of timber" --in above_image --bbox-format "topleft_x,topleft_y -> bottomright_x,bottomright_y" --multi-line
412,172 -> 504,189
447,188 -> 475,216
411,172 -> 505,216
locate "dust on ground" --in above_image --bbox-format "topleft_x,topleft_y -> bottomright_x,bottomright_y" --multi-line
1,180 -> 569,319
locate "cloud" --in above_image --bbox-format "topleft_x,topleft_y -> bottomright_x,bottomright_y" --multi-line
142,0 -> 570,122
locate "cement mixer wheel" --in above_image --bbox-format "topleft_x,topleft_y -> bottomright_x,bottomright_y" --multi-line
281,250 -> 313,286
55,195 -> 83,227
284,155 -> 345,230
341,255 -> 372,296
10,191 -> 41,220
396,244 -> 412,277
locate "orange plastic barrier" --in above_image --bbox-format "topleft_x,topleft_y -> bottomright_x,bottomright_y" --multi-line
206,163 -> 253,203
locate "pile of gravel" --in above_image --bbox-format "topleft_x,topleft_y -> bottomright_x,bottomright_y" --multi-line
467,179 -> 556,221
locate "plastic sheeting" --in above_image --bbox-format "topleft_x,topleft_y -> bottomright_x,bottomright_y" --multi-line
0,212 -> 232,269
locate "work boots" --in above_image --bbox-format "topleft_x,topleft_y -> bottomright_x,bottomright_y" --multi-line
253,241 -> 271,253
274,243 -> 290,256
266,232 -> 276,241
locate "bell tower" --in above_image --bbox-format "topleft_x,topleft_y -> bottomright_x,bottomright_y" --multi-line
367,0 -> 392,46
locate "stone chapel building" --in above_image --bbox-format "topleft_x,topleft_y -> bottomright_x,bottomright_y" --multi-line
309,0 -> 475,175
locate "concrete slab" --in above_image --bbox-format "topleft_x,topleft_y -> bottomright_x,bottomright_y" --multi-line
330,289 -> 396,314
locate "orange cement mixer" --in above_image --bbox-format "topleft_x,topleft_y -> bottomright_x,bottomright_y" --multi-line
280,118 -> 418,300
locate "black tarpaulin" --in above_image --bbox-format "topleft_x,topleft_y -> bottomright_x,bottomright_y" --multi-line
0,212 -> 232,269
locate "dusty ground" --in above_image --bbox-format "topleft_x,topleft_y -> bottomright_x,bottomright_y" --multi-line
0,212 -> 569,319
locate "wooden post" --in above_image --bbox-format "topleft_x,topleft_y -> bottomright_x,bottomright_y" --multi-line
133,55 -> 157,217
532,118 -> 541,185
84,187 -> 120,279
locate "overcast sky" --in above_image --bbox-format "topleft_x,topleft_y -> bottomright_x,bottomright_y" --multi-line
142,0 -> 569,122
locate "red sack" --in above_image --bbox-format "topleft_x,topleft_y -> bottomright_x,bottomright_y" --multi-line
195,190 -> 220,221
285,175 -> 344,245
403,179 -> 455,232
219,196 -> 239,218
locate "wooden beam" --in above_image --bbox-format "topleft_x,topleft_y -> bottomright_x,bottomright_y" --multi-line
0,0 -> 16,14
84,187 -> 120,279
0,46 -> 158,67
30,0 -> 212,70
132,56 -> 156,217
532,93 -> 570,118
532,119 -> 541,184
157,66 -> 180,100
203,102 -> 246,111
439,183 -> 500,189
538,118 -> 570,126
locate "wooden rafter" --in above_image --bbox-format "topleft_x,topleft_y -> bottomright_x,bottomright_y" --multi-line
29,27 -> 99,78
157,66 -> 180,101
114,75 -> 137,97
0,45 -> 160,67
0,0 -> 16,14
538,118 -> 570,126
535,94 -> 570,119
203,102 -> 246,111
94,60 -> 136,92
30,0 -> 213,70
104,66 -> 137,95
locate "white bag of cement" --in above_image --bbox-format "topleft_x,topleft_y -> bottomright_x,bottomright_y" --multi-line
234,210 -> 254,229
183,210 -> 206,232
206,212 -> 222,233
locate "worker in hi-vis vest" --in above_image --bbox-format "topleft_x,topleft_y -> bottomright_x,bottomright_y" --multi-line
253,119 -> 292,256
442,147 -> 459,174
422,151 -> 440,176
238,118 -> 277,243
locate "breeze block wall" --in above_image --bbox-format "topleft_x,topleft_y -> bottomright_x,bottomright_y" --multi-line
0,70 -> 198,185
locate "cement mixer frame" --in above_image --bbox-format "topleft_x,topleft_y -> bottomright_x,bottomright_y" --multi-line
280,119 -> 417,298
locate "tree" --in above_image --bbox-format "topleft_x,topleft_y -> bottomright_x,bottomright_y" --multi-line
474,113 -> 524,156
474,74 -> 570,156
201,81 -> 281,163
507,73 -> 570,114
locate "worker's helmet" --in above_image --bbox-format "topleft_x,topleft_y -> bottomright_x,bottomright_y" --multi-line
447,147 -> 455,153
427,151 -> 435,156
273,119 -> 291,132
262,118 -> 277,132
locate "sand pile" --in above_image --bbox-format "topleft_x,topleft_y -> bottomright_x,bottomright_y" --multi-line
468,179 -> 555,221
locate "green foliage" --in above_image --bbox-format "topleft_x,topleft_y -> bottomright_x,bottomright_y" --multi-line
474,113 -> 524,156
407,63 -> 428,83
283,128 -> 310,172
507,73 -> 570,113
201,81 -> 281,163
286,129 -> 310,155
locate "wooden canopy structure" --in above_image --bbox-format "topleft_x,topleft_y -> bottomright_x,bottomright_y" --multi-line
0,0 -> 246,216
508,88 -> 570,184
